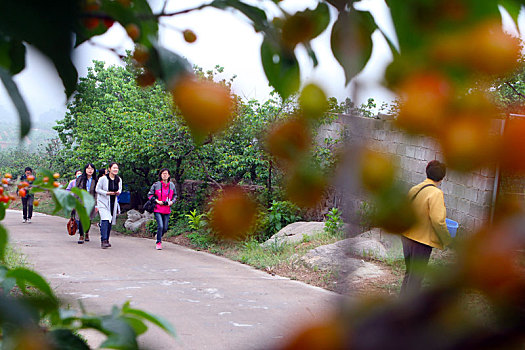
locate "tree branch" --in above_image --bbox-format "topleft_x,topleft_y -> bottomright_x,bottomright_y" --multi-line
505,81 -> 525,100
198,156 -> 223,189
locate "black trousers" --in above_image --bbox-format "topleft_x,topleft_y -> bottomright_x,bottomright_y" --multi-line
400,236 -> 432,296
22,195 -> 34,220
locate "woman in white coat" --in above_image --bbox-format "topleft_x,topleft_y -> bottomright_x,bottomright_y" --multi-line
96,162 -> 122,249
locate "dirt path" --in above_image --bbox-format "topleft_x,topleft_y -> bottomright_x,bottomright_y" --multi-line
5,210 -> 341,349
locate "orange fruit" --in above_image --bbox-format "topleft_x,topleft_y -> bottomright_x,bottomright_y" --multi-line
285,165 -> 327,208
396,71 -> 452,135
281,318 -> 346,350
125,23 -> 140,41
360,149 -> 396,193
83,18 -> 100,30
209,187 -> 258,240
117,0 -> 132,7
43,177 -> 50,183
103,18 -> 115,29
53,173 -> 60,179
499,118 -> 525,174
464,20 -> 521,75
8,194 -> 16,201
0,187 -> 3,194
439,115 -> 494,171
299,83 -> 328,120
4,173 -> 12,179
132,45 -> 150,65
460,226 -> 525,300
136,70 -> 156,87
19,189 -> 27,198
265,118 -> 311,164
1,178 -> 8,185
171,76 -> 234,139
282,13 -> 315,48
33,199 -> 40,207
183,29 -> 197,43
27,175 -> 35,182
53,182 -> 60,188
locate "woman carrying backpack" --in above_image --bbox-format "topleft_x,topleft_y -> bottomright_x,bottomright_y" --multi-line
148,168 -> 177,250
96,162 -> 122,249
75,163 -> 98,244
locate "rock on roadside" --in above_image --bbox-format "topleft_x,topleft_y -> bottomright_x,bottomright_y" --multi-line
124,209 -> 153,232
262,222 -> 326,247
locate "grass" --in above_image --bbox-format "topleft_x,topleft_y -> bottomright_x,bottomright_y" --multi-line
4,245 -> 29,269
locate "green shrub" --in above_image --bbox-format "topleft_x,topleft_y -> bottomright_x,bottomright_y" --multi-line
324,207 -> 345,239
165,219 -> 187,237
266,200 -> 302,238
146,219 -> 157,235
187,232 -> 215,249
185,209 -> 207,232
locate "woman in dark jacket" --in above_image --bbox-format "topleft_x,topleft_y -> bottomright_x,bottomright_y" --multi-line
75,163 -> 98,244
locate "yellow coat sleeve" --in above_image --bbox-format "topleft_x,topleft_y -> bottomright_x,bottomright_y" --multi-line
428,191 -> 452,248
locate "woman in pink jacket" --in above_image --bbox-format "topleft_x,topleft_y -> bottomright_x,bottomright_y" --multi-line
147,168 -> 177,250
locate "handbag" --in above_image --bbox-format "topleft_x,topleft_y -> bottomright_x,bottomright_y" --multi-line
143,196 -> 156,213
67,217 -> 77,236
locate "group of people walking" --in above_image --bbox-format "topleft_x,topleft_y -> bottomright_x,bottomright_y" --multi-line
21,163 -> 177,250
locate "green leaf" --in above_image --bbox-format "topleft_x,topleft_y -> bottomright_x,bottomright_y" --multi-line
0,224 -> 7,262
298,2 -> 331,40
330,9 -> 376,85
71,187 -> 95,232
386,0 -> 502,52
122,316 -> 148,336
149,43 -> 192,87
499,0 -> 523,24
0,36 -> 26,75
260,38 -> 300,100
48,329 -> 90,350
122,304 -> 176,338
99,317 -> 138,350
0,0 -> 79,97
0,67 -> 31,138
52,188 -> 77,215
210,0 -> 269,32
77,0 -> 158,49
6,267 -> 56,299
0,203 -> 5,221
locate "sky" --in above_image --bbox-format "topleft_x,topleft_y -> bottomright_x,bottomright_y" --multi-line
0,0 -> 398,121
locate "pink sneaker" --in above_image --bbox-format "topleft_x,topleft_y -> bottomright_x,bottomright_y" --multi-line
156,242 -> 162,250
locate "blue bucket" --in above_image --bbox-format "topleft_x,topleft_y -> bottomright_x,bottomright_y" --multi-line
446,218 -> 459,238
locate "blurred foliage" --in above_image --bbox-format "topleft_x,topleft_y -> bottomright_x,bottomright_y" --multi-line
3,0 -> 525,349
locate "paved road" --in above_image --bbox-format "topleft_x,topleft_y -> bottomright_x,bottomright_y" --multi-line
5,210 -> 340,349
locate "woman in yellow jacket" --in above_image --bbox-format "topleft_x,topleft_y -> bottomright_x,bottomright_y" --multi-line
401,160 -> 452,296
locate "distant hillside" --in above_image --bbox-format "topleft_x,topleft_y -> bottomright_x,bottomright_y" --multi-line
0,106 -> 63,150
0,121 -> 58,150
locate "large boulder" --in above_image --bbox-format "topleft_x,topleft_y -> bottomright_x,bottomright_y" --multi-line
262,222 -> 326,247
356,228 -> 404,260
124,209 -> 153,232
301,241 -> 386,283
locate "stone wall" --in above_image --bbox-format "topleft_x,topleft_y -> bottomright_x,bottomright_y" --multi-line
330,113 -> 500,235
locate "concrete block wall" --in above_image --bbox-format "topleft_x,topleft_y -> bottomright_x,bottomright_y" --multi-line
334,113 -> 498,234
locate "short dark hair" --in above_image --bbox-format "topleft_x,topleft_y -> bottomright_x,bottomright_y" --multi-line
158,168 -> 170,181
24,167 -> 32,173
426,160 -> 446,181
108,162 -> 118,170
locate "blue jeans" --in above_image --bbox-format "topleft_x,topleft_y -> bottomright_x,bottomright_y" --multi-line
100,220 -> 112,242
154,212 -> 170,243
